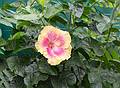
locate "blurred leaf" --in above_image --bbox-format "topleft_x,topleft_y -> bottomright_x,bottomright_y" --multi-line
0,72 -> 10,88
24,62 -> 48,88
93,46 -> 104,57
75,7 -> 84,18
88,68 -> 120,88
104,49 -> 113,61
51,76 -> 68,88
14,14 -> 41,21
0,24 -> 12,39
0,29 -> 2,37
0,0 -> 120,88
51,70 -> 77,88
0,59 -> 7,71
113,40 -> 120,46
38,58 -> 57,75
11,47 -> 38,58
95,6 -> 113,16
0,38 -> 7,47
0,48 -> 4,55
44,4 -> 63,18
37,0 -> 45,7
111,50 -> 119,60
81,74 -> 91,88
65,71 -> 76,86
7,56 -> 29,77
9,32 -> 26,40
9,76 -> 26,88
97,15 -> 111,34
0,18 -> 13,28
66,51 -> 85,67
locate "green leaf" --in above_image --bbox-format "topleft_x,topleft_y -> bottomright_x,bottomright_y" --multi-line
11,47 -> 38,58
113,40 -> 120,46
0,83 -> 5,88
44,4 -> 63,18
51,70 -> 77,87
66,51 -> 85,67
113,82 -> 120,88
0,58 -> 7,71
95,6 -> 113,16
0,72 -> 10,88
0,18 -> 13,28
37,0 -> 50,7
7,56 -> 29,77
88,68 -> 120,88
65,72 -> 76,86
37,80 -> 53,88
92,46 -> 104,57
111,50 -> 119,60
96,15 -> 111,34
104,49 -> 113,61
24,62 -> 48,88
38,58 -> 57,75
0,48 -> 4,55
9,76 -> 26,88
9,32 -> 26,40
82,74 -> 91,88
0,38 -> 7,47
37,0 -> 45,7
51,77 -> 68,88
2,69 -> 14,81
0,29 -> 2,37
0,24 -> 12,39
14,14 -> 41,21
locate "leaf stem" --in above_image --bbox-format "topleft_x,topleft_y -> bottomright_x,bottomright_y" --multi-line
106,3 -> 119,41
30,0 -> 36,7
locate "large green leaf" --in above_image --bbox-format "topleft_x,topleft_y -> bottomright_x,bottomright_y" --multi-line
51,76 -> 69,88
104,49 -> 113,61
14,14 -> 41,21
44,4 -> 63,18
0,18 -> 13,28
96,15 -> 111,34
9,76 -> 26,88
7,56 -> 29,76
24,62 -> 48,88
38,58 -> 57,75
88,68 -> 120,88
9,32 -> 26,40
95,6 -> 113,16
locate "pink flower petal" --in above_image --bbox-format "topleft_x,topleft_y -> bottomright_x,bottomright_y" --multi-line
42,38 -> 49,47
47,48 -> 54,57
53,47 -> 64,56
48,32 -> 57,41
54,36 -> 64,47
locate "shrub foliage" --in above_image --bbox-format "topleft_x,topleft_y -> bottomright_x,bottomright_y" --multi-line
0,0 -> 120,88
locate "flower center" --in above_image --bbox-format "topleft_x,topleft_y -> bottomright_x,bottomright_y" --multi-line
48,42 -> 54,48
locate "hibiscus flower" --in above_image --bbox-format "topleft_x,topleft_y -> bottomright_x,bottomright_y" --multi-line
35,26 -> 72,65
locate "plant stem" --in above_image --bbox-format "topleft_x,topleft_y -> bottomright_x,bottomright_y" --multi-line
30,0 -> 36,7
107,3 -> 119,41
69,11 -> 72,32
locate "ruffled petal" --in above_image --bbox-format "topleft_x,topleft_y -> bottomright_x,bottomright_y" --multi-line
47,58 -> 62,65
52,47 -> 64,56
